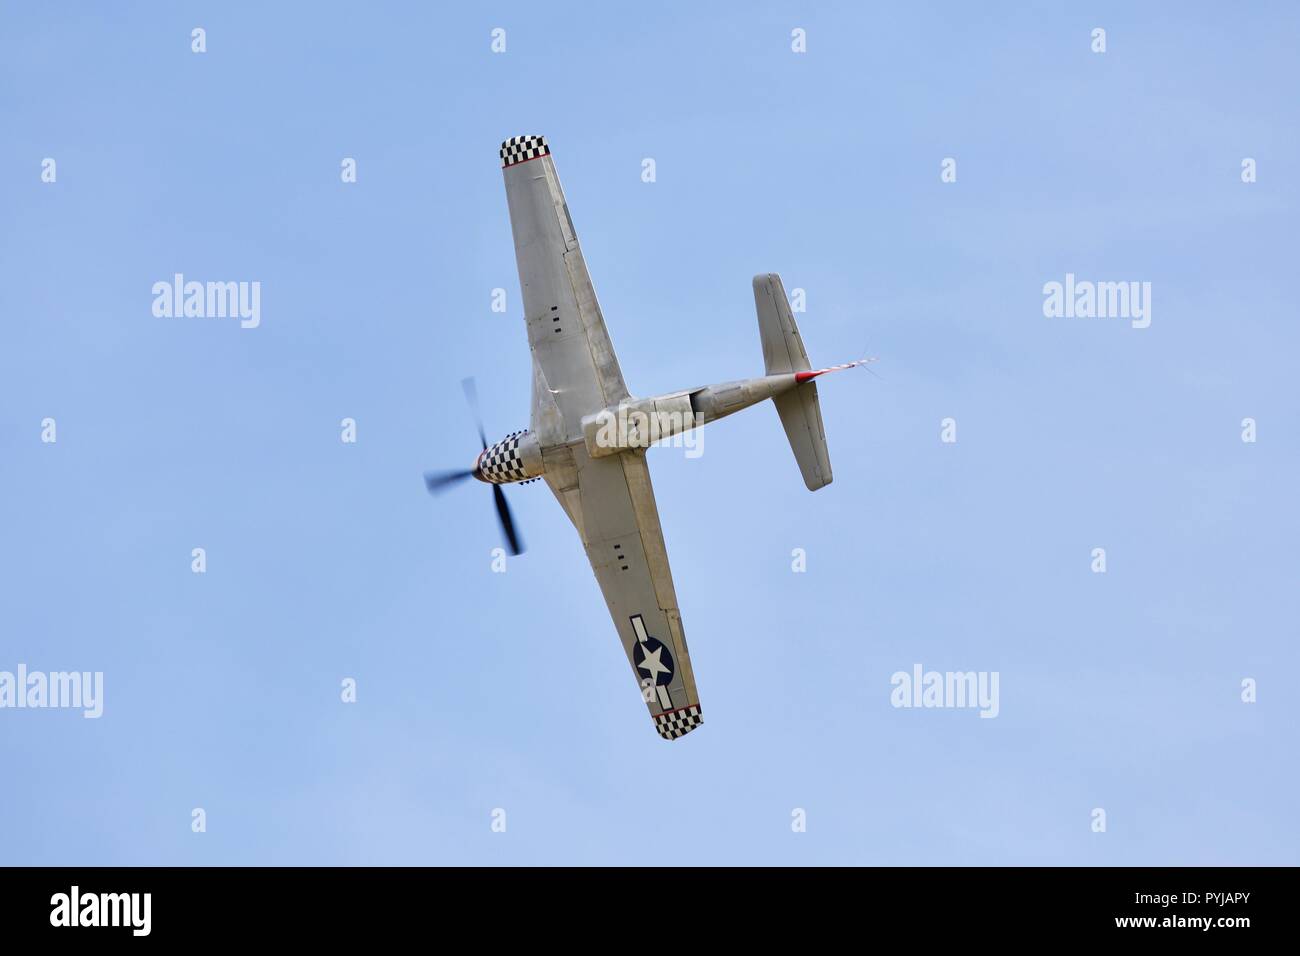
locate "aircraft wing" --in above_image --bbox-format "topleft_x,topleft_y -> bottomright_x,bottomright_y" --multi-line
543,443 -> 704,740
501,136 -> 629,445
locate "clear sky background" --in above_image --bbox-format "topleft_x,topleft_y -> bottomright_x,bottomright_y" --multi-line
2,2 -> 1296,865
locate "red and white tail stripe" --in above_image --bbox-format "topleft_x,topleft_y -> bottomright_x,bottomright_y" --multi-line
793,357 -> 877,383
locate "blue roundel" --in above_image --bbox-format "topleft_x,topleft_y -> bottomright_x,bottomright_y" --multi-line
633,637 -> 675,686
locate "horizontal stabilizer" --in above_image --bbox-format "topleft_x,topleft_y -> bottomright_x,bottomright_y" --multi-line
754,273 -> 833,490
774,383 -> 832,490
754,273 -> 812,376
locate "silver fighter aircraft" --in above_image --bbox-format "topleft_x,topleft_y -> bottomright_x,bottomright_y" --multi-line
426,135 -> 870,741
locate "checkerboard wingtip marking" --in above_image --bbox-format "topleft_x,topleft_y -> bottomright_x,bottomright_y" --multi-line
653,705 -> 703,741
500,135 -> 550,168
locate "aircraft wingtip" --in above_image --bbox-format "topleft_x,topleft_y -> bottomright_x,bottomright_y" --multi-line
500,135 -> 550,168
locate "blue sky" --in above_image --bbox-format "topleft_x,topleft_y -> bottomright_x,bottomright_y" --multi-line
1,2 -> 1296,865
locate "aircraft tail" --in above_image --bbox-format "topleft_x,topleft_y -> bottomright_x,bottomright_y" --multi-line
773,385 -> 832,490
753,274 -> 833,491
754,273 -> 812,376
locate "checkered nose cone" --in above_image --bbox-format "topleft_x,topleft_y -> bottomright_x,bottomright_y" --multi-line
653,705 -> 703,740
500,135 -> 549,168
478,433 -> 528,484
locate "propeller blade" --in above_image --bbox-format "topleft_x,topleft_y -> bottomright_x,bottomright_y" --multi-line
437,377 -> 525,554
492,483 -> 524,556
461,376 -> 488,450
423,468 -> 476,494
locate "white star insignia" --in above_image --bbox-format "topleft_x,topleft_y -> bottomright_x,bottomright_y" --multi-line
637,644 -> 670,682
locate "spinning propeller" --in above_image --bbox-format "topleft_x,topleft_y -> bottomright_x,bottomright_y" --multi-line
423,377 -> 525,556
